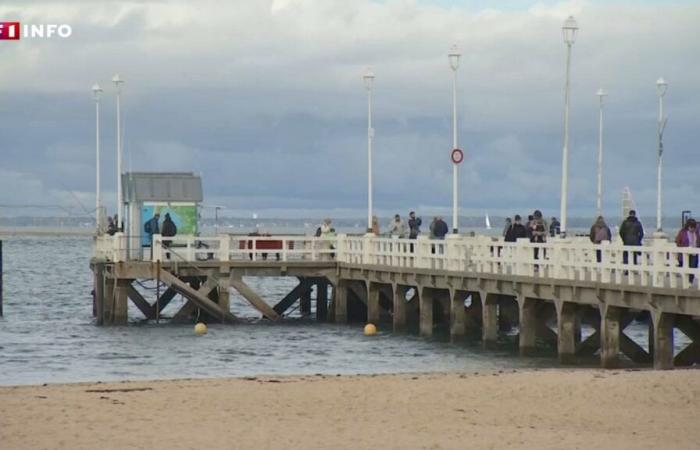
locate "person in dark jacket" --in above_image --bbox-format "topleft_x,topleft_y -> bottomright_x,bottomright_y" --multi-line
549,217 -> 561,237
106,216 -> 118,236
144,213 -> 160,243
161,213 -> 177,248
505,215 -> 528,242
674,218 -> 699,280
408,211 -> 422,239
620,210 -> 644,265
431,216 -> 448,239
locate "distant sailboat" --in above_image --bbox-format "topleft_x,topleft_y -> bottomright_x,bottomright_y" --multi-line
485,213 -> 492,230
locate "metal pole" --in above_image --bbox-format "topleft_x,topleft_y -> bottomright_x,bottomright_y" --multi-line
116,89 -> 123,230
95,96 -> 101,233
657,93 -> 664,232
559,42 -> 572,236
367,85 -> 373,233
596,92 -> 604,216
452,67 -> 458,234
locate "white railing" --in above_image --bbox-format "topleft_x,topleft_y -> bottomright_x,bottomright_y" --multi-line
93,233 -> 700,290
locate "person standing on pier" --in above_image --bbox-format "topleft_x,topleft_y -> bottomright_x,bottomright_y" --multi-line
431,216 -> 448,240
505,215 -> 528,242
674,218 -> 699,279
144,212 -> 160,246
389,214 -> 407,238
620,210 -> 644,265
106,216 -> 118,236
408,211 -> 422,239
161,213 -> 177,249
590,216 -> 612,262
530,210 -> 547,261
371,216 -> 380,235
502,218 -> 512,238
550,217 -> 561,237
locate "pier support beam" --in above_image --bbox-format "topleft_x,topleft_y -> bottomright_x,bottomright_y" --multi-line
556,301 -> 578,364
449,289 -> 465,342
652,311 -> 675,370
300,278 -> 311,315
316,280 -> 328,321
419,287 -> 433,338
600,305 -> 622,368
218,278 -> 230,312
518,296 -> 538,356
480,291 -> 498,349
113,279 -> 130,326
392,284 -> 407,332
333,281 -> 348,324
367,282 -> 380,325
675,315 -> 700,366
94,264 -> 105,325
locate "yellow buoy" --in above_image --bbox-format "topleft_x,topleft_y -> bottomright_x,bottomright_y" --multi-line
364,323 -> 377,336
194,322 -> 208,335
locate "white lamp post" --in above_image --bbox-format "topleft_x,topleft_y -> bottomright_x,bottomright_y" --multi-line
596,88 -> 607,216
656,77 -> 668,233
363,68 -> 375,233
448,44 -> 461,234
92,83 -> 103,233
559,15 -> 578,238
112,74 -> 125,230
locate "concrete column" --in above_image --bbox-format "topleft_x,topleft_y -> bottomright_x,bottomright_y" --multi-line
449,289 -> 466,342
652,311 -> 675,370
419,287 -> 433,338
600,305 -> 622,368
300,278 -> 311,315
518,296 -> 537,356
103,276 -> 114,325
334,281 -> 348,324
367,283 -> 380,325
113,279 -> 130,326
218,278 -> 230,312
556,301 -> 577,364
316,281 -> 328,321
94,264 -> 105,326
480,291 -> 498,349
392,284 -> 407,332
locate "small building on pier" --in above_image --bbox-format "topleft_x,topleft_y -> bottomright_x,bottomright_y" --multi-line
121,171 -> 203,259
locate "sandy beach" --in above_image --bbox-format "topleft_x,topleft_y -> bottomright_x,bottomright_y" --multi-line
1,369 -> 698,450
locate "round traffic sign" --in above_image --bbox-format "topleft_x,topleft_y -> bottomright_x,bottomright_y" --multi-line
451,148 -> 464,164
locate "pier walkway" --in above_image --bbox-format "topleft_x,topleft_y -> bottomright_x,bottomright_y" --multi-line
92,233 -> 700,369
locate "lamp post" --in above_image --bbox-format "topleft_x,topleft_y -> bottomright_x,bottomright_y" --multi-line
596,88 -> 607,216
656,77 -> 668,233
448,44 -> 461,234
363,69 -> 375,233
112,74 -> 125,230
92,83 -> 103,233
559,15 -> 578,238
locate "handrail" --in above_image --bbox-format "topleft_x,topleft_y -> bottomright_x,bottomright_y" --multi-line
93,233 -> 700,290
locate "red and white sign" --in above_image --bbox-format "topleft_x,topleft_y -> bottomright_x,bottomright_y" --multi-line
0,22 -> 20,40
451,148 -> 464,164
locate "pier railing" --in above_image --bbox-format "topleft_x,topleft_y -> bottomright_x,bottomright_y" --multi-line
94,233 -> 700,290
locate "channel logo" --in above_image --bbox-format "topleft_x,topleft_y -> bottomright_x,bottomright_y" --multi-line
0,22 -> 72,40
0,22 -> 20,40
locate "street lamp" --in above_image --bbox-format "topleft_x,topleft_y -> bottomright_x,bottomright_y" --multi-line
363,68 -> 375,234
656,77 -> 668,233
92,83 -> 103,233
559,15 -> 578,238
112,73 -> 125,231
448,44 -> 461,234
596,88 -> 607,216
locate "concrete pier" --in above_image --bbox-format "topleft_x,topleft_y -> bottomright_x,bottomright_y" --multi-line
90,233 -> 700,370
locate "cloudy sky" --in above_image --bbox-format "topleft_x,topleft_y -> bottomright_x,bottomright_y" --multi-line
0,0 -> 698,220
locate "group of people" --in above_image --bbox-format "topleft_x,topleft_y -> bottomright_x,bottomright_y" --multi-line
144,212 -> 178,246
373,212 -> 449,240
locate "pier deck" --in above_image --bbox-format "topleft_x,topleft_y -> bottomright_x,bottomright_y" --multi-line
92,233 -> 700,369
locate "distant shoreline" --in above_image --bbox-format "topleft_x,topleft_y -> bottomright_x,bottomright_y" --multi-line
0,227 -> 93,237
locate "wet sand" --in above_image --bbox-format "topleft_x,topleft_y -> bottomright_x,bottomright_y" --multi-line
1,369 -> 698,449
